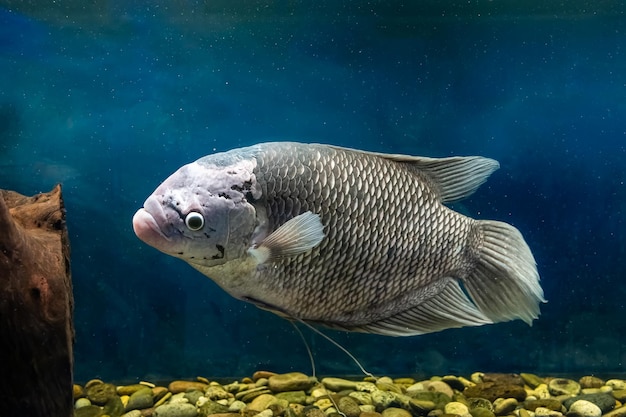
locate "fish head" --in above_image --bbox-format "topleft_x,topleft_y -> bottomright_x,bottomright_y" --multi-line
132,152 -> 261,268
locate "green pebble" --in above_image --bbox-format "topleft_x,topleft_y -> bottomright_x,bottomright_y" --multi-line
470,407 -> 496,417
338,396 -> 362,417
103,395 -> 125,417
75,405 -> 105,417
468,398 -> 494,412
409,391 -> 452,410
87,383 -> 118,405
521,374 -> 545,389
276,391 -> 307,405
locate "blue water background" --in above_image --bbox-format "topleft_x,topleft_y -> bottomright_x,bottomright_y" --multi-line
1,1 -> 625,382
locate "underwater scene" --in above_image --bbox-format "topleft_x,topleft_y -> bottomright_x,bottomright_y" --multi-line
1,1 -> 626,416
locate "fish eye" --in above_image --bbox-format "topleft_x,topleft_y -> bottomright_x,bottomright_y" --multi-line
185,211 -> 204,231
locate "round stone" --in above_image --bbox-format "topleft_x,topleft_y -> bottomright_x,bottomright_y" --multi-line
579,377 -> 604,389
74,405 -> 106,417
444,401 -> 470,416
338,395 -> 362,417
568,400 -> 602,417
371,390 -> 396,411
125,387 -> 154,411
75,398 -> 92,409
493,398 -> 517,415
464,382 -> 526,402
86,382 -> 118,405
205,386 -> 230,401
349,391 -> 372,405
521,374 -> 545,389
525,399 -> 564,412
249,393 -> 277,411
470,408 -> 496,417
607,380 -> 626,390
468,398 -> 494,412
121,411 -> 143,417
423,381 -> 455,398
382,407 -> 412,417
563,393 -> 616,413
321,377 -> 357,391
268,373 -> 315,392
549,379 -> 581,396
275,390 -> 307,405
118,384 -> 149,396
229,401 -> 247,412
169,381 -> 208,394
154,402 -> 198,417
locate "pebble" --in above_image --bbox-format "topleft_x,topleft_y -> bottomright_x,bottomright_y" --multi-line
468,398 -> 494,412
338,395 -> 363,417
607,380 -> 626,390
525,399 -> 565,412
249,393 -> 277,411
154,402 -> 198,417
168,380 -> 209,394
74,405 -> 105,417
482,374 -> 524,386
86,382 -> 118,405
470,408 -> 496,417
382,407 -> 412,417
75,397 -> 92,409
493,398 -> 518,415
125,386 -> 153,411
423,380 -> 455,398
350,391 -> 373,405
321,377 -> 358,391
568,400 -> 602,417
276,390 -> 307,404
604,405 -> 626,417
563,393 -> 616,413
464,382 -> 527,402
613,390 -> 626,402
372,390 -> 397,411
445,401 -> 470,416
535,406 -> 565,417
228,400 -> 247,412
121,411 -> 142,417
362,412 -> 383,417
268,372 -> 316,392
548,379 -> 581,396
522,374 -> 546,389
579,377 -> 605,389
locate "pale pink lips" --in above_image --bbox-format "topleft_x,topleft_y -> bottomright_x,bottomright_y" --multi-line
132,208 -> 170,252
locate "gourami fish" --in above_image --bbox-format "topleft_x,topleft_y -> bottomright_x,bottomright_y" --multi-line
132,142 -> 545,336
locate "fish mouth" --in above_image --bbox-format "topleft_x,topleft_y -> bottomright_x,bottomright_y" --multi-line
132,197 -> 173,253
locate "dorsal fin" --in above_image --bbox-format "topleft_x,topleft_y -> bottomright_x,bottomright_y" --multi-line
327,145 -> 500,203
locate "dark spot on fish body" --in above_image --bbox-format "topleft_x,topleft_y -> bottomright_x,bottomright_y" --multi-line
218,192 -> 231,199
212,244 -> 225,259
245,191 -> 256,203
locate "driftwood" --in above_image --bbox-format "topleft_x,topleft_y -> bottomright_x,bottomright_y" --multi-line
0,185 -> 73,416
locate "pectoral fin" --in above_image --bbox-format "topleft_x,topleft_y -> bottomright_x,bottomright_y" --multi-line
248,211 -> 325,263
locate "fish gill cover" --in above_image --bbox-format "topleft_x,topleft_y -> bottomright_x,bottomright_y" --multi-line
0,1 -> 624,382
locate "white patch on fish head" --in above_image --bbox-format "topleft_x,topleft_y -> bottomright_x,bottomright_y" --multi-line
133,154 -> 261,268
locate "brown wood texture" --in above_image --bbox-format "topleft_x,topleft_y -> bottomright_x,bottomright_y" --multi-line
0,185 -> 74,416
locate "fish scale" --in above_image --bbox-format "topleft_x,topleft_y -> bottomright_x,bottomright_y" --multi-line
133,142 -> 545,336
251,145 -> 473,324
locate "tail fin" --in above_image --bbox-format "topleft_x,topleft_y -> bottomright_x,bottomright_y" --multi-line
464,220 -> 546,325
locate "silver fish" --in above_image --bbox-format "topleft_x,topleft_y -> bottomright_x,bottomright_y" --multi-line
132,142 -> 545,336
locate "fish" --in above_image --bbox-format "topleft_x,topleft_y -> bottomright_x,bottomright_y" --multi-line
132,142 -> 545,336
